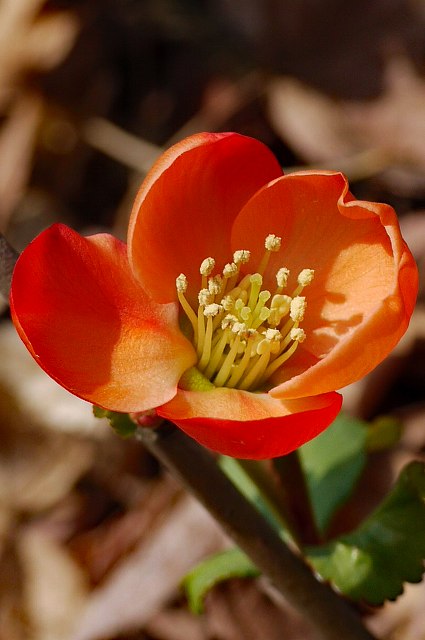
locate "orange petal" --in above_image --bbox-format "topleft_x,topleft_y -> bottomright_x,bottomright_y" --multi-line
157,388 -> 342,459
128,132 -> 282,305
231,171 -> 418,397
10,224 -> 196,412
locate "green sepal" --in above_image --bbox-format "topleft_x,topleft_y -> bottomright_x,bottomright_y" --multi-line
182,548 -> 259,614
299,413 -> 368,535
93,406 -> 137,438
306,461 -> 425,604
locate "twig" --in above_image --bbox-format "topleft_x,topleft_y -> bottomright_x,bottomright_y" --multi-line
272,450 -> 321,544
0,232 -> 18,298
137,422 -> 377,640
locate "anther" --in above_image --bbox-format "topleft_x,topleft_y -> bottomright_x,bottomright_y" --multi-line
258,233 -> 282,274
290,296 -> 306,323
265,234 -> 282,252
233,249 -> 251,265
176,273 -> 188,293
221,295 -> 234,311
223,262 -> 238,278
204,303 -> 222,318
200,257 -> 215,276
208,275 -> 223,296
298,269 -> 315,287
198,288 -> 213,306
276,267 -> 290,290
290,327 -> 306,343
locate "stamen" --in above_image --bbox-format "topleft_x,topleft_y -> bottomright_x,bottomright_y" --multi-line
223,262 -> 238,278
200,257 -> 215,289
276,267 -> 290,291
292,268 -> 315,297
258,234 -> 282,274
221,295 -> 235,311
233,249 -> 251,265
198,304 -> 222,371
226,332 -> 256,388
208,274 -> 223,298
265,234 -> 282,252
214,333 -> 242,387
290,296 -> 306,323
176,274 -> 198,334
261,328 -> 306,381
198,288 -> 213,306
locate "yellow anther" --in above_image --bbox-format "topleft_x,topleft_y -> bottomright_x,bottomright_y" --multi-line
176,273 -> 188,293
222,314 -> 238,330
290,327 -> 306,343
263,328 -> 282,342
204,303 -> 222,317
208,274 -> 223,296
233,249 -> 251,264
221,295 -> 234,311
290,296 -> 306,323
276,267 -> 290,290
200,257 -> 215,276
198,288 -> 213,306
258,233 -> 282,274
232,321 -> 248,337
265,234 -> 282,252
298,268 -> 315,287
223,262 -> 238,278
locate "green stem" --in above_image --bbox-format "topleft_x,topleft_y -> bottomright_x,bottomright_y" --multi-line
137,422 -> 377,640
272,449 -> 320,545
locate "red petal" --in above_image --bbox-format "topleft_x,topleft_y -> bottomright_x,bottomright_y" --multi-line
157,388 -> 342,459
128,132 -> 282,305
10,224 -> 195,412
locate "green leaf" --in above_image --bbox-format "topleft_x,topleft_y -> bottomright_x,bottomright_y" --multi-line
299,413 -> 368,535
182,548 -> 259,614
306,462 -> 425,604
218,456 -> 292,541
365,416 -> 402,452
93,406 -> 137,438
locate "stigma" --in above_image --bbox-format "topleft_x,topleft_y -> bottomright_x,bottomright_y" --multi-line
175,234 -> 313,392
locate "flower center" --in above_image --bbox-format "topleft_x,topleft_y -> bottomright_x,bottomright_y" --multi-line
176,234 -> 314,391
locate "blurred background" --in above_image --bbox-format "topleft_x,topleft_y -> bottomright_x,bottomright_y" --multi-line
0,1 -> 424,639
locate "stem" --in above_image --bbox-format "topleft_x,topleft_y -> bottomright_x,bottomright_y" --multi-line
137,422 -> 377,640
0,233 -> 18,298
272,450 -> 321,545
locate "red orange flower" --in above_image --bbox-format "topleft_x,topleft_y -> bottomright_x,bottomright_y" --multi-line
10,133 -> 418,458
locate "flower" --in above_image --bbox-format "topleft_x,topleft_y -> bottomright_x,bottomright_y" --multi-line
10,133 -> 418,459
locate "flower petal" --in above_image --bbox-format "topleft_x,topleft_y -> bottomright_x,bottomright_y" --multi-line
157,388 -> 342,459
231,171 -> 418,397
10,224 -> 195,412
128,132 -> 282,305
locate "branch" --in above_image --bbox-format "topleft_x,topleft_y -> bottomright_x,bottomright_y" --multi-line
137,422 -> 377,640
0,232 -> 18,298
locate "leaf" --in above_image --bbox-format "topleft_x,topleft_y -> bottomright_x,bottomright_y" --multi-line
299,413 -> 368,535
306,462 -> 425,604
218,456 -> 292,541
93,406 -> 137,438
182,547 -> 259,614
365,416 -> 402,452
